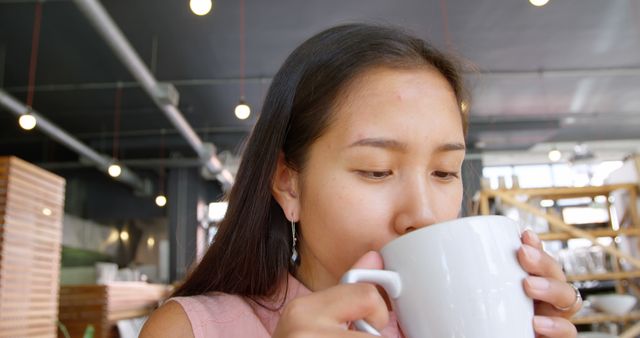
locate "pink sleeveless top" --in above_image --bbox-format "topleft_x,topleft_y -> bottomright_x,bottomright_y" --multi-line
169,274 -> 403,337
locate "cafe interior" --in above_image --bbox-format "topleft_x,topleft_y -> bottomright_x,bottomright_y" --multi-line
1,0 -> 640,337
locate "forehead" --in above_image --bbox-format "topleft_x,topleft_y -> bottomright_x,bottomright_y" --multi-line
324,66 -> 463,143
333,66 -> 458,117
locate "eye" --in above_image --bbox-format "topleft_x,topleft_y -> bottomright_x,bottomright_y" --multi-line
433,171 -> 459,180
357,170 -> 393,180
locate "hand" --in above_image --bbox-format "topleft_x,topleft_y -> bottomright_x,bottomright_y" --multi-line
272,251 -> 389,337
519,230 -> 580,338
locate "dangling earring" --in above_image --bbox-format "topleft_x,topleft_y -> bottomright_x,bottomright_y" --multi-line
290,219 -> 298,264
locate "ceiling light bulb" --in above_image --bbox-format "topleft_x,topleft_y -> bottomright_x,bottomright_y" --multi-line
42,208 -> 52,216
19,114 -> 37,130
120,230 -> 129,241
235,101 -> 251,120
548,149 -> 562,162
190,0 -> 212,16
108,164 -> 122,177
529,0 -> 549,7
147,237 -> 155,248
155,195 -> 167,207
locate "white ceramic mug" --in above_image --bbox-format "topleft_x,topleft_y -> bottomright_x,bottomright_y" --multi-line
341,215 -> 534,338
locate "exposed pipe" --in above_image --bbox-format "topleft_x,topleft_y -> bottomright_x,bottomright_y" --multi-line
3,77 -> 271,93
39,158 -> 202,170
470,67 -> 640,78
0,89 -> 147,191
6,63 -> 640,93
73,0 -> 234,189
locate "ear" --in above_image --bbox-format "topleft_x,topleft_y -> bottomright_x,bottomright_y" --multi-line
271,152 -> 301,222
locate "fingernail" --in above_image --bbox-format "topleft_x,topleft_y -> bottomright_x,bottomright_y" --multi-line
523,245 -> 541,261
533,316 -> 555,329
526,276 -> 549,290
526,230 -> 541,245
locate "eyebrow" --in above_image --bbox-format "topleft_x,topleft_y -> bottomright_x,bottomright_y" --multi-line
435,142 -> 466,152
348,138 -> 407,152
347,138 -> 466,153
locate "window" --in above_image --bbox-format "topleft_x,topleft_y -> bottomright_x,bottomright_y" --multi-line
483,161 -> 623,189
512,165 -> 552,188
482,166 -> 513,189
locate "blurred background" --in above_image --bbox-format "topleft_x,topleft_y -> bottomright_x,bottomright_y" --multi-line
0,0 -> 639,337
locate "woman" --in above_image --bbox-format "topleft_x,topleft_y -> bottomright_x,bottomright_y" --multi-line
141,24 -> 580,337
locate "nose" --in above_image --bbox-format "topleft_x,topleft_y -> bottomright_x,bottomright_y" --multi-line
392,176 -> 438,235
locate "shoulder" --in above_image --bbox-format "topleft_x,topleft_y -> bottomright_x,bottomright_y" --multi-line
140,293 -> 257,338
139,301 -> 194,338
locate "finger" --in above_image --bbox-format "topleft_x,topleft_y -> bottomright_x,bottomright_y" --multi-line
533,316 -> 577,338
276,286 -> 387,338
534,301 -> 579,320
518,244 -> 566,282
300,283 -> 389,331
522,229 -> 543,250
302,329 -> 383,338
524,276 -> 581,316
351,250 -> 384,270
348,250 -> 393,310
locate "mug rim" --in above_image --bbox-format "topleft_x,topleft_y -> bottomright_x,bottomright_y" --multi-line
381,215 -> 518,252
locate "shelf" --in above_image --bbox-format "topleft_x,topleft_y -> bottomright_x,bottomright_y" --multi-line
572,310 -> 640,324
59,283 -> 170,338
482,183 -> 638,200
479,183 -> 640,274
567,271 -> 640,282
539,228 -> 640,241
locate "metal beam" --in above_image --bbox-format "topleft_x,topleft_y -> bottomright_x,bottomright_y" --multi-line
5,64 -> 640,93
0,89 -> 147,191
73,0 -> 234,189
470,66 -> 640,79
38,158 -> 202,170
3,77 -> 271,93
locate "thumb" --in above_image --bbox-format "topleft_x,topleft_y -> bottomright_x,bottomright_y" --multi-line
348,251 -> 392,313
350,250 -> 384,270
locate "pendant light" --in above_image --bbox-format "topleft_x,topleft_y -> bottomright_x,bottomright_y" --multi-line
548,147 -> 562,162
155,129 -> 167,207
109,85 -> 123,178
190,0 -> 212,16
108,164 -> 122,178
234,0 -> 250,120
155,195 -> 167,207
529,0 -> 550,7
20,2 -> 43,131
234,99 -> 250,120
119,229 -> 129,241
19,111 -> 37,130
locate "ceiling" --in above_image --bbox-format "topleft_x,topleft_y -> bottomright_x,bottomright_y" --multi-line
1,0 -> 639,178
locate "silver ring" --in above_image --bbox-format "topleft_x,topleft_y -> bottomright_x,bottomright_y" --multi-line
554,283 -> 582,312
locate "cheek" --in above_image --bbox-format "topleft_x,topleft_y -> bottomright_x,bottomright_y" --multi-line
300,173 -> 392,273
434,182 -> 463,221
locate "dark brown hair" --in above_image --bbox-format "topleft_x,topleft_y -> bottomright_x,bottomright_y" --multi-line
171,23 -> 468,300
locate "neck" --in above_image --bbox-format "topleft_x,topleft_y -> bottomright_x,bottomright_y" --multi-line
294,243 -> 338,291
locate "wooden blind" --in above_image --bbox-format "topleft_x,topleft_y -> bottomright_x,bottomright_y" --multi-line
0,156 -> 65,338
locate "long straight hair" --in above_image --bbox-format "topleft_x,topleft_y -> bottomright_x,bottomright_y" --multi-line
171,24 -> 469,301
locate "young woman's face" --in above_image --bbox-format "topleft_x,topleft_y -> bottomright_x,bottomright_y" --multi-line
296,67 -> 466,290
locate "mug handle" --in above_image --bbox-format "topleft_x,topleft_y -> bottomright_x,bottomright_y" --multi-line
340,269 -> 402,336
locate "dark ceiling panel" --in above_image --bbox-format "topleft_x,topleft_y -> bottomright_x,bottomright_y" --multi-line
0,0 -> 639,168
